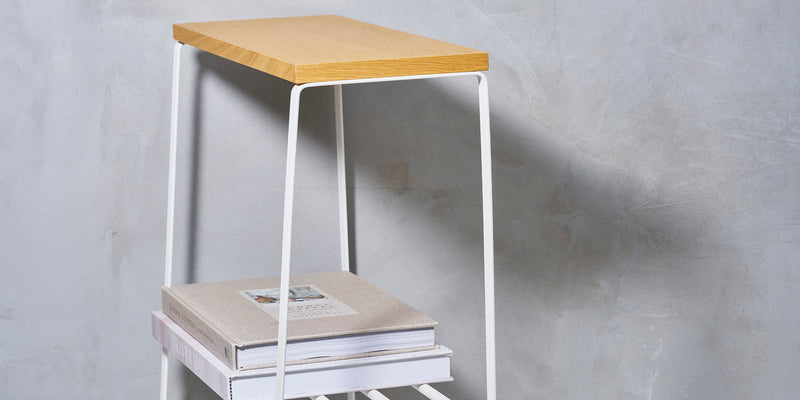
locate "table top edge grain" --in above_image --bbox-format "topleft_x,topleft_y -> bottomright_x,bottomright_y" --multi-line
173,15 -> 489,84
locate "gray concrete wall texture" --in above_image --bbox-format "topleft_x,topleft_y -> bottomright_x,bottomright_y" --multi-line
1,1 -> 798,399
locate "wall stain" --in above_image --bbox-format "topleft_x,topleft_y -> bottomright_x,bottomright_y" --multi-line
105,230 -> 120,281
542,184 -> 575,215
425,188 -> 461,221
493,147 -> 524,168
543,220 -> 571,252
378,162 -> 411,195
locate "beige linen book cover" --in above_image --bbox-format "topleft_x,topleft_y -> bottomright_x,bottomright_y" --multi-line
162,271 -> 438,371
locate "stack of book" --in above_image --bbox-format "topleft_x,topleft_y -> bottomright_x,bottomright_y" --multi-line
152,271 -> 452,399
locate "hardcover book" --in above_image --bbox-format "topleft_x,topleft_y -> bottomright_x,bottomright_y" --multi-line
162,271 -> 438,371
152,310 -> 452,400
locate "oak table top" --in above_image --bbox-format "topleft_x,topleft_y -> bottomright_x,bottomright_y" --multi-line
174,15 -> 488,84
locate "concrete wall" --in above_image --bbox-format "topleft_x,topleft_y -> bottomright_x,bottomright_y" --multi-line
2,1 -> 798,399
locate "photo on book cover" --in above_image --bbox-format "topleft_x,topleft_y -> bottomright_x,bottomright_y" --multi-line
240,284 -> 358,321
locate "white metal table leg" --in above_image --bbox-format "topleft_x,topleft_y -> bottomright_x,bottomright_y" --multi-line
476,72 -> 496,400
275,85 -> 304,400
334,83 -> 356,400
334,84 -> 350,273
160,40 -> 183,400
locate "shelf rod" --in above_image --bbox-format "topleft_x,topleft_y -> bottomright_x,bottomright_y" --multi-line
414,384 -> 451,400
361,389 -> 391,400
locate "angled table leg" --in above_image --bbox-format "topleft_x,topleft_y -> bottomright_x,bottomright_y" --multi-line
334,82 -> 357,400
160,40 -> 184,400
476,72 -> 496,400
275,84 -> 303,400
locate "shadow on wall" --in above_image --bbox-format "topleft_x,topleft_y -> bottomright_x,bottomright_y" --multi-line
179,52 -> 294,285
173,49 -> 711,400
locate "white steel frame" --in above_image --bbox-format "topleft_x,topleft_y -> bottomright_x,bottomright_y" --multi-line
161,42 -> 495,400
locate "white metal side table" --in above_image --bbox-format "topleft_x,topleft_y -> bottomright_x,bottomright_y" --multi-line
160,15 -> 495,400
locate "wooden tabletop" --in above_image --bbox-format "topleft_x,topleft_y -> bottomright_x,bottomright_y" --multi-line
174,15 -> 488,84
